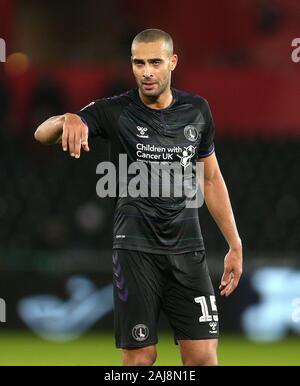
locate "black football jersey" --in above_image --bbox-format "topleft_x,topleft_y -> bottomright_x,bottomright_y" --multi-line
77,88 -> 215,254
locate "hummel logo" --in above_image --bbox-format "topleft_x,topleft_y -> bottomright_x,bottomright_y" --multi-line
137,126 -> 149,138
209,322 -> 218,334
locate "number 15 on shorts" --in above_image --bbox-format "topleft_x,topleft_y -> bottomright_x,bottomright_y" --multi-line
194,295 -> 219,323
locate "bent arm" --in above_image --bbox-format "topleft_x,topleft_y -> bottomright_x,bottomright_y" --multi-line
34,115 -> 65,145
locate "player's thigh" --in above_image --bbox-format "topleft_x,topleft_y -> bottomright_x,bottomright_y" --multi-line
178,339 -> 218,366
113,249 -> 164,349
162,251 -> 219,341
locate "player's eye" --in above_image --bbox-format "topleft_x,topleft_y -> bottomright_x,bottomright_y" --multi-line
134,61 -> 144,66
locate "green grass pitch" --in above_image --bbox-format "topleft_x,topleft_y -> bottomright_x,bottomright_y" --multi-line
0,332 -> 299,366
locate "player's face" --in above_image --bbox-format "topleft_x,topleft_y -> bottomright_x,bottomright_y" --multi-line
131,40 -> 177,97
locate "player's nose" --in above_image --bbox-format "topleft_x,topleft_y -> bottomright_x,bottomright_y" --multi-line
142,64 -> 153,78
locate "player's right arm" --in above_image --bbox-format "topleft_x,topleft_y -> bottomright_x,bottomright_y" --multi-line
34,113 -> 89,158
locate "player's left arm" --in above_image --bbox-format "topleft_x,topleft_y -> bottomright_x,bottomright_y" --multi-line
198,152 -> 243,297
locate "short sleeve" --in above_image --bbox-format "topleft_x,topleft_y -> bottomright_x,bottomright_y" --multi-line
198,100 -> 215,158
76,100 -> 109,139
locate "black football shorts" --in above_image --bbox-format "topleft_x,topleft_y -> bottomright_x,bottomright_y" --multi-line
112,249 -> 219,349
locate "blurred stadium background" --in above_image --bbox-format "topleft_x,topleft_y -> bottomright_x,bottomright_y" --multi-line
1,0 -> 300,366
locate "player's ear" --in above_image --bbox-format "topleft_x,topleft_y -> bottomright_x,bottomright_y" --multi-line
170,54 -> 178,71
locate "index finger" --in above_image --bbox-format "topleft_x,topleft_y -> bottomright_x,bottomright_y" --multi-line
220,277 -> 234,296
223,275 -> 241,297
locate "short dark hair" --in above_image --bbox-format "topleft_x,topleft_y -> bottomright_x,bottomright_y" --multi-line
131,29 -> 173,55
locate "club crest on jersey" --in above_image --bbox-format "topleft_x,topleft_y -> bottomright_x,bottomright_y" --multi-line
177,145 -> 196,168
137,126 -> 149,138
132,324 -> 149,341
184,125 -> 198,141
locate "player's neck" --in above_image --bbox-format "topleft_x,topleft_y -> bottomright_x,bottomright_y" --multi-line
138,87 -> 173,110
